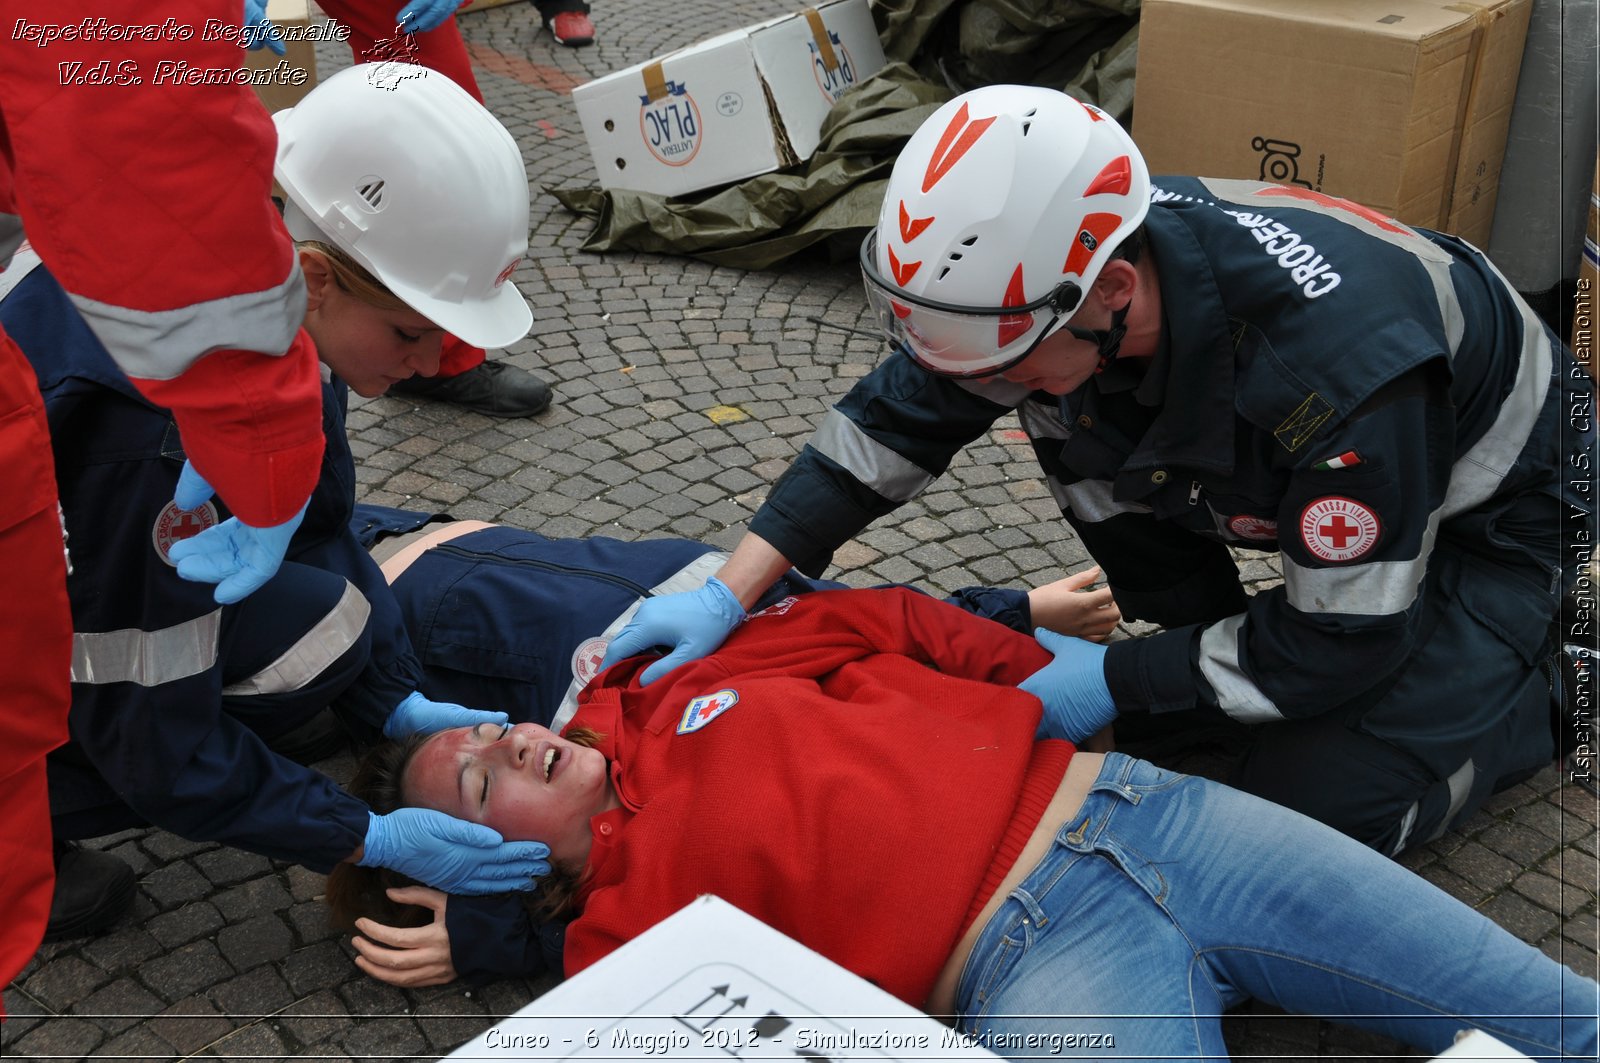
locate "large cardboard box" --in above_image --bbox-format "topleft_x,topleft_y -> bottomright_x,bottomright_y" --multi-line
572,0 -> 886,197
246,0 -> 318,114
1133,0 -> 1531,247
445,895 -> 1000,1060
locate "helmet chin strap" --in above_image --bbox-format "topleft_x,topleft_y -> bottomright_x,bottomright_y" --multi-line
1067,299 -> 1132,375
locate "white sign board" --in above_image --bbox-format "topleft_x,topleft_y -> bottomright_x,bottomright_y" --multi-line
445,895 -> 1000,1060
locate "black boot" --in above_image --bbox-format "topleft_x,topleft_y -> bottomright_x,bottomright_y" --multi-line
391,361 -> 553,418
44,840 -> 136,942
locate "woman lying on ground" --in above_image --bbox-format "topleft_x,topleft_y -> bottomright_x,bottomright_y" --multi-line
328,582 -> 1595,1061
344,502 -> 1121,982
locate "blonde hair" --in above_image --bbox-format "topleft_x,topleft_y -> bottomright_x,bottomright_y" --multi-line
298,239 -> 411,313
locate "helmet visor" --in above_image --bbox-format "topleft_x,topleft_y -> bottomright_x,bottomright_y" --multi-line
858,228 -> 1080,378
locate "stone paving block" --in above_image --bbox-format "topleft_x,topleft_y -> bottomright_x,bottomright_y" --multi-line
288,896 -> 344,947
277,989 -> 352,1046
149,994 -> 234,1056
216,914 -> 296,972
139,942 -> 234,1004
1513,870 -> 1595,917
193,848 -> 275,889
91,1022 -> 174,1060
1562,909 -> 1600,951
210,964 -> 296,1021
207,1018 -> 291,1058
412,993 -> 501,1052
19,954 -> 112,1014
74,977 -> 168,1035
282,941 -> 357,999
79,926 -> 164,976
1541,935 -> 1600,975
140,833 -> 218,863
1418,863 -> 1488,908
146,902 -> 226,951
211,877 -> 294,923
1478,891 -> 1564,943
11,1014 -> 107,1060
1479,820 -> 1564,866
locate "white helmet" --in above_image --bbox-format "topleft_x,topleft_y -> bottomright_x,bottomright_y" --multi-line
861,84 -> 1150,377
274,63 -> 533,350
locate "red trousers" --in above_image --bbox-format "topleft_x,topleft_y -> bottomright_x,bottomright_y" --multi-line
0,330 -> 72,1015
316,0 -> 491,377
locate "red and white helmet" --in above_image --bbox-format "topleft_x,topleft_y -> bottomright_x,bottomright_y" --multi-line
861,84 -> 1150,377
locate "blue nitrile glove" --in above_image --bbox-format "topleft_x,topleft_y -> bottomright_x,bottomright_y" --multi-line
395,0 -> 463,33
384,691 -> 509,741
167,460 -> 307,605
1019,628 -> 1118,743
243,0 -> 286,55
360,809 -> 550,894
600,577 -> 746,686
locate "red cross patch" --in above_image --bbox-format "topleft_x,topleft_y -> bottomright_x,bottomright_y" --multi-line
152,500 -> 219,566
678,688 -> 738,735
1227,514 -> 1279,542
572,636 -> 609,688
1299,496 -> 1380,562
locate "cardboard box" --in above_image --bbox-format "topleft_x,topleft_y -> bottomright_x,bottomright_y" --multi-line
1133,0 -> 1532,247
572,0 -> 886,197
247,0 -> 319,114
444,895 -> 1001,1060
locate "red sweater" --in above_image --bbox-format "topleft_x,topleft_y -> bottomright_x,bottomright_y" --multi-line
565,587 -> 1074,1006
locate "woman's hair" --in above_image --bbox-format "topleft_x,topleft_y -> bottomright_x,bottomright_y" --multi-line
324,725 -> 608,934
297,239 -> 412,313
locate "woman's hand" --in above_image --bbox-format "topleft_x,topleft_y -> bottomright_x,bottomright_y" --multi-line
1026,566 -> 1121,642
351,886 -> 459,987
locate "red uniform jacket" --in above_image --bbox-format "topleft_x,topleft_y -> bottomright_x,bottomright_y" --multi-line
0,0 -> 324,526
566,587 -> 1074,1006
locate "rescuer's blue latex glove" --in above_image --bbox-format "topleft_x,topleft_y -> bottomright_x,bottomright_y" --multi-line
1019,628 -> 1119,743
243,0 -> 286,55
360,810 -> 550,894
168,461 -> 307,605
384,691 -> 510,741
600,577 -> 746,686
395,0 -> 462,33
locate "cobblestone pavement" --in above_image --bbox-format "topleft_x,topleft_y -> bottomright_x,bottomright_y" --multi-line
5,2 -> 1598,1060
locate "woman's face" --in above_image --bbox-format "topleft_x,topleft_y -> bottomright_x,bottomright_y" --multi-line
301,250 -> 445,397
403,722 -> 617,866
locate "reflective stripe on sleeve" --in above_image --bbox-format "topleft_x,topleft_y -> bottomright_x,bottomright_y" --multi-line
220,581 -> 372,696
1441,277 -> 1554,518
72,609 -> 224,687
1050,477 -> 1153,523
809,408 -> 934,504
1197,614 -> 1285,723
0,214 -> 23,271
1283,510 -> 1440,616
0,246 -> 42,303
548,551 -> 730,733
67,262 -> 307,382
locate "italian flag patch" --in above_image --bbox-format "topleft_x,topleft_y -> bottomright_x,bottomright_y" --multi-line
1313,450 -> 1363,471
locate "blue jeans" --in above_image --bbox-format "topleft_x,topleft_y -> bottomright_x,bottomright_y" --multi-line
955,754 -> 1598,1060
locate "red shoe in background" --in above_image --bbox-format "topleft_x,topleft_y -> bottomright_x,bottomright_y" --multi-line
548,11 -> 594,47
